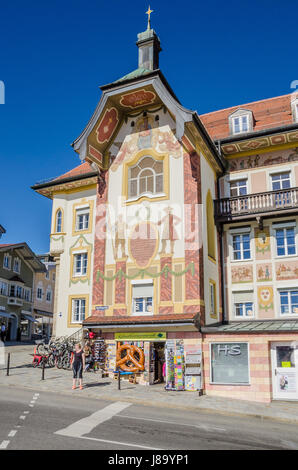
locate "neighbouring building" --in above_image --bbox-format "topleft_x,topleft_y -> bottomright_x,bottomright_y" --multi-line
0,225 -> 5,239
0,243 -> 46,341
32,254 -> 56,338
32,17 -> 298,402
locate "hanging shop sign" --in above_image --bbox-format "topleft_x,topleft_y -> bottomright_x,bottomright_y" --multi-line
95,306 -> 109,311
115,332 -> 166,341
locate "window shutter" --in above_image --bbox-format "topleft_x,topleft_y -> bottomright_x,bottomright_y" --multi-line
233,291 -> 253,303
132,284 -> 153,298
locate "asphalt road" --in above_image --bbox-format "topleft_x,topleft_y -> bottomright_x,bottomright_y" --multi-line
0,384 -> 298,450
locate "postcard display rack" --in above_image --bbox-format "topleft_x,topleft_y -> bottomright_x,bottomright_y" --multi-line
165,340 -> 185,391
184,352 -> 202,391
93,339 -> 106,368
165,340 -> 202,391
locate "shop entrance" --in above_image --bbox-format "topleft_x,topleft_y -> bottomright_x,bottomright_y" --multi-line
152,342 -> 165,384
271,342 -> 298,400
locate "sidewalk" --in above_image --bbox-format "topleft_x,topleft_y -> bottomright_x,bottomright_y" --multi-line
2,345 -> 298,425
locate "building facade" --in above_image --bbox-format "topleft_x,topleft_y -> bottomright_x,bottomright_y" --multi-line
33,21 -> 298,401
0,243 -> 45,341
32,254 -> 56,338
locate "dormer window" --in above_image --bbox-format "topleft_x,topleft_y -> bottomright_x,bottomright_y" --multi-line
229,109 -> 253,135
291,98 -> 298,122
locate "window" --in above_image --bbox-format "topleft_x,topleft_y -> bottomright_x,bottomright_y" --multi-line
233,291 -> 254,318
24,289 -> 31,302
232,115 -> 249,134
52,273 -> 56,281
55,209 -> 63,233
45,271 -> 50,280
76,209 -> 90,231
74,253 -> 88,277
10,285 -> 15,297
206,190 -> 216,260
275,227 -> 296,256
291,98 -> 298,122
72,298 -> 86,323
0,281 -> 8,296
232,233 -> 251,260
209,281 -> 217,318
128,156 -> 163,199
210,343 -> 249,384
3,253 -> 11,270
13,258 -> 21,274
279,290 -> 298,316
37,287 -> 43,300
16,286 -> 23,299
46,290 -> 52,302
132,283 -> 153,314
230,179 -> 247,197
271,172 -> 291,191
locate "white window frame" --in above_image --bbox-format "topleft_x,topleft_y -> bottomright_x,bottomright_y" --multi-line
24,288 -> 31,302
230,229 -> 252,262
72,298 -> 86,323
128,155 -> 164,201
270,170 -> 292,191
75,208 -> 90,232
13,257 -> 21,274
3,253 -> 12,270
273,222 -> 296,258
232,115 -> 249,134
233,291 -> 254,319
46,289 -> 52,303
131,279 -> 154,316
55,209 -> 63,233
0,280 -> 8,296
229,178 -> 248,197
73,252 -> 88,277
278,289 -> 298,317
36,287 -> 43,300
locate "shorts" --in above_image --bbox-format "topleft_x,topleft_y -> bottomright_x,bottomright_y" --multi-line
72,361 -> 83,379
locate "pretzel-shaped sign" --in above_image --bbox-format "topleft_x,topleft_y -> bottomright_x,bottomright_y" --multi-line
116,344 -> 145,372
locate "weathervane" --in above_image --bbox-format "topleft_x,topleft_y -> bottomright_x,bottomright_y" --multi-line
146,5 -> 153,29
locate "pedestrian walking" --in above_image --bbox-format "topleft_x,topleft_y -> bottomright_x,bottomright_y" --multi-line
1,323 -> 6,342
70,343 -> 85,390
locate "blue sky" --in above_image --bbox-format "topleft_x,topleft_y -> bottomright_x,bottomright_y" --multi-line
0,0 -> 297,253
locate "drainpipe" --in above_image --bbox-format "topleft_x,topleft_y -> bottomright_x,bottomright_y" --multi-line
216,177 -> 227,324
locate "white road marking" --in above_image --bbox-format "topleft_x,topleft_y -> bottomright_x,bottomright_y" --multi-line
8,431 -> 17,437
119,414 -> 226,432
19,415 -> 26,420
55,402 -> 132,438
0,441 -> 10,449
29,405 -> 34,408
23,411 -> 29,415
73,435 -> 162,450
34,393 -> 39,397
30,401 -> 35,404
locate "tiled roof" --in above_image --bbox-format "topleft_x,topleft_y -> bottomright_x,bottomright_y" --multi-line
202,320 -> 298,333
54,162 -> 94,181
200,94 -> 293,141
83,313 -> 198,325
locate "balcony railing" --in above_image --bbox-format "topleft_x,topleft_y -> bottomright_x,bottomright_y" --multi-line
214,187 -> 298,221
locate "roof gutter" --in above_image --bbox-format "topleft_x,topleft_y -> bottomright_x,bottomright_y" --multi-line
216,122 -> 298,145
31,171 -> 98,191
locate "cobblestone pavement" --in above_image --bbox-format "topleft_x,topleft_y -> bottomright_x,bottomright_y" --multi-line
2,343 -> 298,424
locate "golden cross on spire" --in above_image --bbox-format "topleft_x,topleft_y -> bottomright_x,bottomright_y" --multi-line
146,5 -> 153,29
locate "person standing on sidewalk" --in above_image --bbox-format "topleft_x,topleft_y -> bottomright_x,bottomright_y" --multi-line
71,343 -> 85,390
1,323 -> 6,342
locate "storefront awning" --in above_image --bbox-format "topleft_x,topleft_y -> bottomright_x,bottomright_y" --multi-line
22,314 -> 37,323
0,312 -> 13,319
35,317 -> 53,324
83,313 -> 200,328
201,320 -> 298,334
